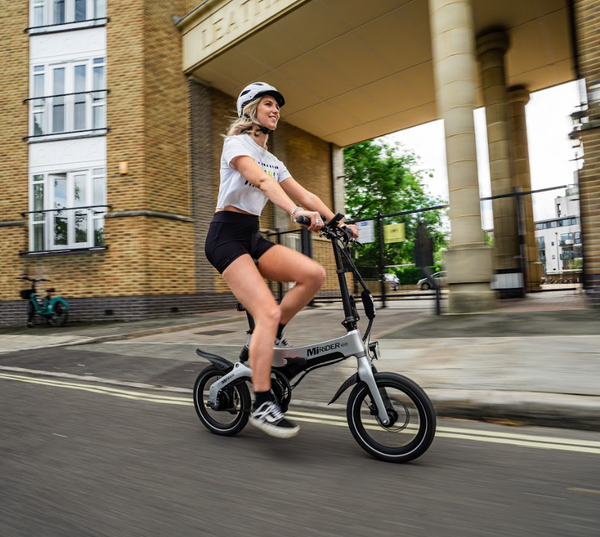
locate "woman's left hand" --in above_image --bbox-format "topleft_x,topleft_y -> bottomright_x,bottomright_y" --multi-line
344,224 -> 359,239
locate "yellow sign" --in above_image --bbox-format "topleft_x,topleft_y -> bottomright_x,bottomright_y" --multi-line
384,223 -> 405,244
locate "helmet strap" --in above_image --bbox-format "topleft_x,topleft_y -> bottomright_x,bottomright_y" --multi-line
258,125 -> 274,135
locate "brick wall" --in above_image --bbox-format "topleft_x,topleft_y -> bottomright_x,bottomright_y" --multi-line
0,2 -> 29,299
106,0 -> 146,213
574,0 -> 600,306
284,123 -> 333,208
144,0 -> 190,216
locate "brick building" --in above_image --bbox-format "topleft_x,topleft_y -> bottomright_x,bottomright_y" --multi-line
0,0 -> 342,326
1,0 -> 600,326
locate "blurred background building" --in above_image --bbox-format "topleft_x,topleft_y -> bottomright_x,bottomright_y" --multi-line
1,0 -> 600,326
535,186 -> 582,277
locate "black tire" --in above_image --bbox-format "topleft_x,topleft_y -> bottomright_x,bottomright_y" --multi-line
27,302 -> 35,328
193,365 -> 251,436
421,282 -> 431,290
49,303 -> 69,327
347,372 -> 436,463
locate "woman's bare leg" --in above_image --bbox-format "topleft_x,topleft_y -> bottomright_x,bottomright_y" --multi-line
257,244 -> 326,326
222,254 -> 280,392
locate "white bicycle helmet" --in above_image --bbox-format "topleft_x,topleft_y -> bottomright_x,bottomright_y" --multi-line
236,82 -> 285,118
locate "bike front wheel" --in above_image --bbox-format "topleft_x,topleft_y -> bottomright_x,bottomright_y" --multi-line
27,302 -> 35,328
347,372 -> 436,463
193,365 -> 251,436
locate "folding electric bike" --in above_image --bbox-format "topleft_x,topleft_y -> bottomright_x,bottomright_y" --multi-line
193,214 -> 436,463
18,275 -> 70,328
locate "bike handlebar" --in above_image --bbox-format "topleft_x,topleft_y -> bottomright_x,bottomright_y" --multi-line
295,213 -> 358,245
17,275 -> 49,282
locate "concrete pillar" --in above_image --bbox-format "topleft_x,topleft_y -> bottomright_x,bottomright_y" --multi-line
508,85 -> 543,291
272,124 -> 290,231
477,29 -> 522,296
331,145 -> 346,216
429,0 -> 495,313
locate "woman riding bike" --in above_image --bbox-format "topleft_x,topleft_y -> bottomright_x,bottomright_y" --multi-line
204,82 -> 358,439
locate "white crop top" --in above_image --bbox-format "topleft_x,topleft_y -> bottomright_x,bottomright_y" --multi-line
216,134 -> 292,216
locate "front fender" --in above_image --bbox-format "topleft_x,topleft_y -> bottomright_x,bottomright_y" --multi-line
328,364 -> 379,406
48,297 -> 69,311
328,373 -> 360,405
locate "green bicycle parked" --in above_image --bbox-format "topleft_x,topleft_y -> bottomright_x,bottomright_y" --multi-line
18,275 -> 70,328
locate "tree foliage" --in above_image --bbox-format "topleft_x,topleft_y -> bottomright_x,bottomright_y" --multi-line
344,140 -> 448,269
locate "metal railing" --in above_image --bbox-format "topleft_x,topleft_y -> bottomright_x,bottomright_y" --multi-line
25,17 -> 109,33
21,205 -> 110,254
23,89 -> 109,141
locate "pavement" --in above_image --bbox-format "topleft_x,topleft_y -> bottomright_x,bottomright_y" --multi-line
1,288 -> 599,431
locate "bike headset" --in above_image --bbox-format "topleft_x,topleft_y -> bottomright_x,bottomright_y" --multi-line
236,82 -> 285,135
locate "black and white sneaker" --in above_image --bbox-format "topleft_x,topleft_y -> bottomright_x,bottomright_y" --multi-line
250,401 -> 300,439
275,333 -> 292,347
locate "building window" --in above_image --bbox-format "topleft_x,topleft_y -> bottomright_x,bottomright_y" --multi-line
560,232 -> 573,246
29,0 -> 106,28
28,58 -> 107,139
28,168 -> 107,251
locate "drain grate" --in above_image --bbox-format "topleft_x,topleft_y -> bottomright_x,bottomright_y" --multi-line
195,329 -> 236,336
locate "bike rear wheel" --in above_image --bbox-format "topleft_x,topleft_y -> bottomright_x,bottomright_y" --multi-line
193,365 -> 251,436
347,372 -> 436,463
50,303 -> 69,327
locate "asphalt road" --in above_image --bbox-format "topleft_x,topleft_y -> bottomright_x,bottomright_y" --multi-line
1,373 -> 600,537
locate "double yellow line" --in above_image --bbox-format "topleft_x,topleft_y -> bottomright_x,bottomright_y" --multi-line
0,372 -> 190,405
2,372 -> 600,456
286,409 -> 600,455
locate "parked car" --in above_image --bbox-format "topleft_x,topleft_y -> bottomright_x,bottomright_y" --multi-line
418,271 -> 446,290
383,273 -> 400,291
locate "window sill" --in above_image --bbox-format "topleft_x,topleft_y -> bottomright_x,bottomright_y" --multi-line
19,246 -> 108,257
26,18 -> 109,36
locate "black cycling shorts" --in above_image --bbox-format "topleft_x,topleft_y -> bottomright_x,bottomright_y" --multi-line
204,211 -> 276,274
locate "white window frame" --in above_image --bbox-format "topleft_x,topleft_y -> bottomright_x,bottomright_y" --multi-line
29,168 -> 107,251
28,57 -> 106,139
29,0 -> 107,28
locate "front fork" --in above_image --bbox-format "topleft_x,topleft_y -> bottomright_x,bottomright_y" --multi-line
356,354 -> 390,426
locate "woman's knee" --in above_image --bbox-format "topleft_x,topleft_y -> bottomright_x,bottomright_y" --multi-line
305,262 -> 326,290
253,303 -> 281,329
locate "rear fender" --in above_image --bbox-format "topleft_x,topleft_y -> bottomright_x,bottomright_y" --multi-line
196,348 -> 234,372
48,297 -> 69,311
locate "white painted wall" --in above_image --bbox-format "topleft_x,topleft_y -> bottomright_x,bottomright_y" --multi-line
29,137 -> 106,174
30,27 -> 106,64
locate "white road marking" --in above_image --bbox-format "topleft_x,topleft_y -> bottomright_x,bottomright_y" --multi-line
2,372 -> 599,455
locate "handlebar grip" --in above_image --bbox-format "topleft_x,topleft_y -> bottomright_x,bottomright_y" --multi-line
295,216 -> 311,226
